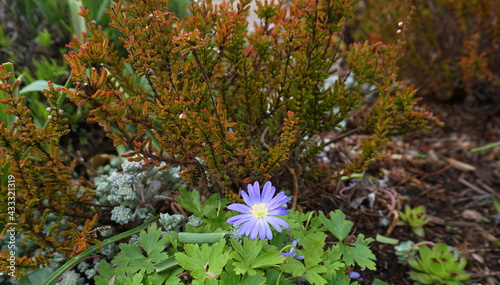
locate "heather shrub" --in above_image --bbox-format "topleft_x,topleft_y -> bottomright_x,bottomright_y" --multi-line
347,0 -> 500,101
63,0 -> 434,198
0,62 -> 95,279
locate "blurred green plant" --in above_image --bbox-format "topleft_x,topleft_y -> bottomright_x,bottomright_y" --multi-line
35,29 -> 52,48
399,205 -> 429,237
394,240 -> 417,264
0,27 -> 10,48
168,0 -> 192,18
472,141 -> 500,152
23,57 -> 69,85
408,243 -> 470,285
15,0 -> 69,29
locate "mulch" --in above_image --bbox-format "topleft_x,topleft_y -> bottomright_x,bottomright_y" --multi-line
299,96 -> 500,284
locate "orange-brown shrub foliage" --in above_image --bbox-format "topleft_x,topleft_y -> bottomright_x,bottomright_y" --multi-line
63,0 -> 436,197
347,0 -> 500,101
0,64 -> 96,278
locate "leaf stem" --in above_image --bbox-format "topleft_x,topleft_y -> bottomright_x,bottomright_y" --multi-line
42,215 -> 159,285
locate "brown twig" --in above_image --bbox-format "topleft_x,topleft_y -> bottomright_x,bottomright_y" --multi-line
260,126 -> 271,150
385,209 -> 399,236
58,145 -> 100,177
324,127 -> 361,147
407,241 -> 436,252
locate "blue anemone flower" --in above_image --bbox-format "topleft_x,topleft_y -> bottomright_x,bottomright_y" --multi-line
227,181 -> 290,240
281,239 -> 304,260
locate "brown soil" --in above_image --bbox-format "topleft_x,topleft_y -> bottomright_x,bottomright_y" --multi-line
300,96 -> 500,284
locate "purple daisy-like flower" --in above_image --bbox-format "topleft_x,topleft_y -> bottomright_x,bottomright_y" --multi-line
227,181 -> 290,240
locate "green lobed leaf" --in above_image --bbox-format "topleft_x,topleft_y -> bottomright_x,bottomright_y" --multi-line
305,265 -> 328,285
175,188 -> 203,216
300,227 -> 328,249
303,237 -> 325,269
175,245 -> 208,281
124,273 -> 144,285
282,256 -> 306,277
265,268 -> 295,285
240,272 -> 267,285
145,267 -> 183,285
337,234 -> 376,270
318,210 -> 353,242
201,192 -> 223,218
301,237 -> 328,285
220,262 -> 267,285
220,262 -> 240,285
207,240 -> 230,277
326,273 -> 353,285
230,238 -> 284,276
252,250 -> 285,270
113,243 -> 155,274
139,223 -> 170,263
305,265 -> 327,285
94,260 -> 115,285
175,240 -> 229,282
114,266 -> 146,284
321,258 -> 344,281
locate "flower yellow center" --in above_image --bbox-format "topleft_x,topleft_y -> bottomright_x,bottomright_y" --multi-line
251,204 -> 268,219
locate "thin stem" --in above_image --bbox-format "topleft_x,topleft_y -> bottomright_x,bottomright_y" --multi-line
324,127 -> 361,147
58,145 -> 100,177
42,215 -> 160,285
407,241 -> 436,253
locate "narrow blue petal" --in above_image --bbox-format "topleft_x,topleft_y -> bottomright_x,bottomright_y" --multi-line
248,181 -> 261,204
238,223 -> 250,236
274,192 -> 291,204
264,223 -> 273,240
227,203 -> 252,214
265,216 -> 290,231
228,214 -> 254,226
267,192 -> 290,210
256,220 -> 271,240
249,222 -> 260,240
240,190 -> 253,207
241,219 -> 255,236
259,226 -> 266,240
261,181 -> 276,204
268,207 -> 290,216
227,215 -> 241,223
